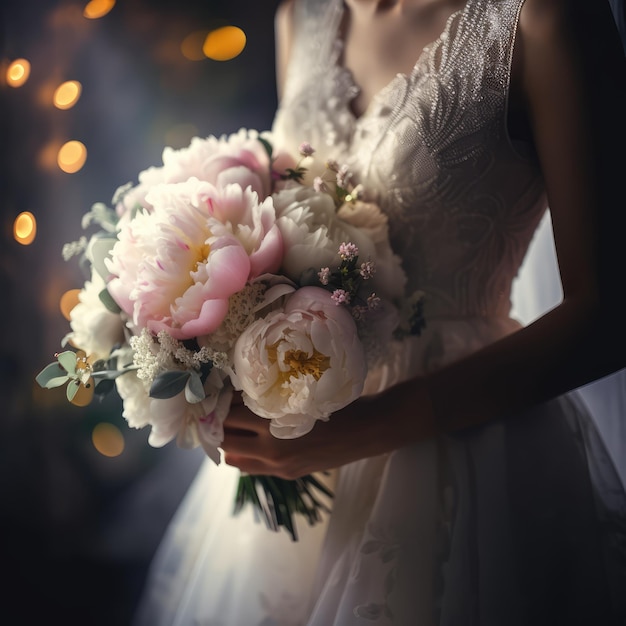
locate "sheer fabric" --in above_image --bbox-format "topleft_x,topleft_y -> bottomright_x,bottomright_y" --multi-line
134,1 -> 626,624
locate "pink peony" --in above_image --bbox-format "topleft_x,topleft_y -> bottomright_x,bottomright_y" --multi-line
106,178 -> 283,340
116,128 -> 275,217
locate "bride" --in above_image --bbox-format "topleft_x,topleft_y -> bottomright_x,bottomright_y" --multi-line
134,0 -> 626,624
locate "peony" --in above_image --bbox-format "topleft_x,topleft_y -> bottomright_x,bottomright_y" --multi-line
116,128 -> 274,217
105,178 -> 283,340
67,270 -> 126,360
115,370 -> 152,429
146,368 -> 233,464
232,286 -> 367,439
274,185 -> 405,302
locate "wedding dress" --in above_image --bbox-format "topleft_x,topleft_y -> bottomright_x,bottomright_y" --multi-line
133,0 -> 626,624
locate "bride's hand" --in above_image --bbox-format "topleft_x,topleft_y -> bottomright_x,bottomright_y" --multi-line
221,382 -> 437,479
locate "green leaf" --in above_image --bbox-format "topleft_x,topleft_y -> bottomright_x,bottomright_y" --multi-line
98,288 -> 121,314
57,350 -> 77,375
185,371 -> 205,404
35,363 -> 69,389
257,136 -> 273,159
66,379 -> 80,402
149,370 -> 190,399
89,235 -> 117,281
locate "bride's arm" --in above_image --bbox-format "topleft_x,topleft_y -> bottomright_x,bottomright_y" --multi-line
221,0 -> 626,479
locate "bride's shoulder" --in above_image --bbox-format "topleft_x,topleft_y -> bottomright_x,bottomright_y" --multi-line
516,0 -> 620,46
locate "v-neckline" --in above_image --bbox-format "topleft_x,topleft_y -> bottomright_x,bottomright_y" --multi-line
334,0 -> 472,122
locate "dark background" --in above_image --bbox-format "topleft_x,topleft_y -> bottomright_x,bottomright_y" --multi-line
1,1 -> 280,623
1,1 -> 625,625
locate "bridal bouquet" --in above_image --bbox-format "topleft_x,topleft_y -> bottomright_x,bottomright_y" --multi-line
36,129 -> 424,540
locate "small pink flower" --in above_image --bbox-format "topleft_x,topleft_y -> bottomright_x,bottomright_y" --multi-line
318,267 -> 330,285
339,242 -> 359,261
360,260 -> 375,279
336,164 -> 351,187
313,176 -> 327,193
299,142 -> 316,157
331,289 -> 350,305
367,293 -> 381,309
325,159 -> 339,173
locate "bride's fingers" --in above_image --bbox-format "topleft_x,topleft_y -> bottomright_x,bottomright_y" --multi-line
221,428 -> 276,457
225,406 -> 268,433
223,453 -> 270,475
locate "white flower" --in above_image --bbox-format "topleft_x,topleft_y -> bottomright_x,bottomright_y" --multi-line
273,185 -> 352,283
147,368 -> 233,463
67,270 -> 125,360
115,371 -> 152,429
337,201 -> 406,301
274,186 -> 405,303
232,286 -> 367,439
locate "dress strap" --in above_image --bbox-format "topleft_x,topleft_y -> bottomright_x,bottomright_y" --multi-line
283,0 -> 345,103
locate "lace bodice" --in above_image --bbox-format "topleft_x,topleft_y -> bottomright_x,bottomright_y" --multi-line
272,0 -> 548,320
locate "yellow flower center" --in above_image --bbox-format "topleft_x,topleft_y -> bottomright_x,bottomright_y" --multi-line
268,343 -> 330,382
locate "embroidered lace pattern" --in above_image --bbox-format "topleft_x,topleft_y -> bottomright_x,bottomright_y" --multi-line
271,0 -> 548,322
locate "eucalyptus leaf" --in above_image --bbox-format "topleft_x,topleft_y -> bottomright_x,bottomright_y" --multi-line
150,370 -> 190,399
57,350 -> 77,375
185,371 -> 205,404
35,363 -> 69,389
66,379 -> 80,402
99,288 -> 121,314
89,235 -> 117,281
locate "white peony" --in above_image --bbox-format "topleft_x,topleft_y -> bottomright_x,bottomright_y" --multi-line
232,286 -> 367,439
147,368 -> 233,464
67,270 -> 126,360
274,185 -> 406,302
115,370 -> 152,429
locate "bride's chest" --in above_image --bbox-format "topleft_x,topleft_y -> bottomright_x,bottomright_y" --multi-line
340,1 -> 468,117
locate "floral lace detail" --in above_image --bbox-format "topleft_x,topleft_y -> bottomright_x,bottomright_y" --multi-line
352,523 -> 400,622
272,0 -> 547,322
257,591 -> 310,626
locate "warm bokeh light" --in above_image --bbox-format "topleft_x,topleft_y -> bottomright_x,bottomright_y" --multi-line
60,288 -> 82,321
13,211 -> 37,245
181,30 -> 211,61
92,422 -> 125,457
6,58 -> 31,87
57,140 -> 87,173
53,80 -> 82,109
203,26 -> 247,61
83,0 -> 115,19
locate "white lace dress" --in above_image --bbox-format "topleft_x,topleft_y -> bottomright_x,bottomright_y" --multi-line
133,1 -> 626,624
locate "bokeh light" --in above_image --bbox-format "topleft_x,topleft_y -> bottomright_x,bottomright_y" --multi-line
181,30 -> 210,61
60,288 -> 81,320
83,0 -> 115,19
6,58 -> 31,87
53,80 -> 82,109
92,422 -> 125,457
203,26 -> 247,61
13,211 -> 37,245
57,140 -> 87,173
